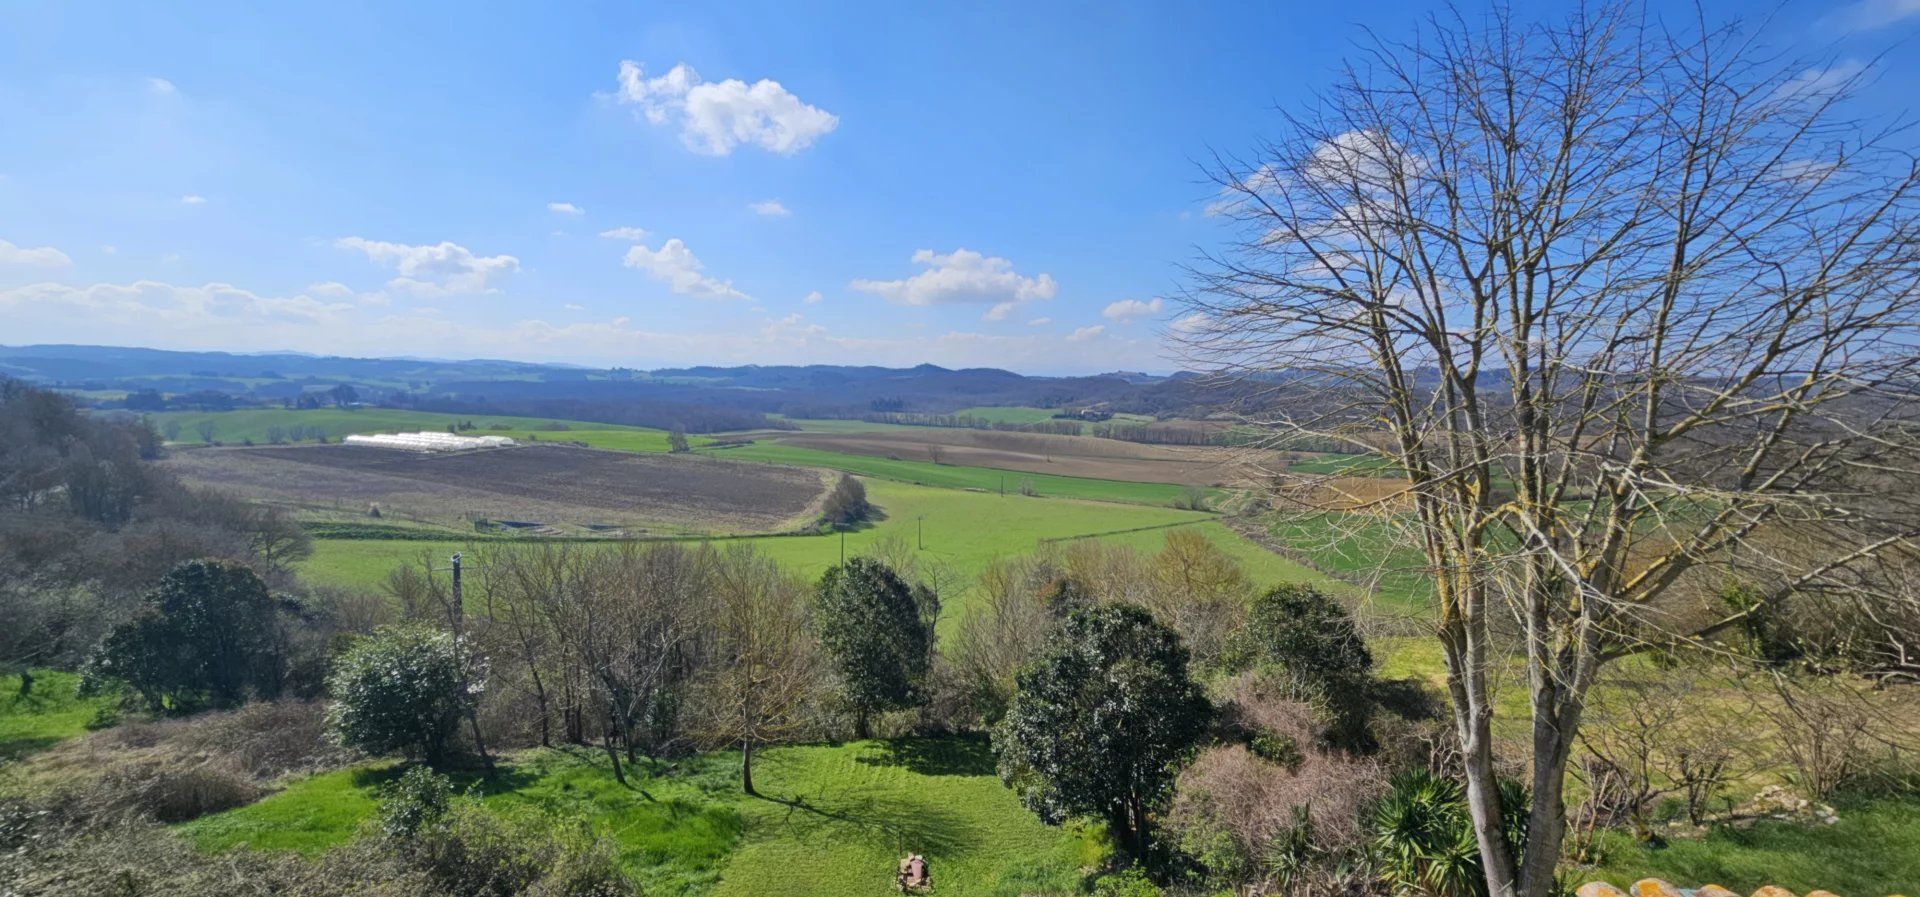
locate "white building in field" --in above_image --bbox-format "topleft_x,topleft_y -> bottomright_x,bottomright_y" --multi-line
342,431 -> 516,452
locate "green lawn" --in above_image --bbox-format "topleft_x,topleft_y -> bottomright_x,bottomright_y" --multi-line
183,739 -> 1095,897
1585,795 -> 1920,895
147,408 -> 656,445
702,442 -> 1196,506
0,670 -> 116,761
296,479 -> 1327,634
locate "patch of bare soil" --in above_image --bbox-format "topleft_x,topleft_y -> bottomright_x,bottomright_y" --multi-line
772,428 -> 1298,487
163,443 -> 828,534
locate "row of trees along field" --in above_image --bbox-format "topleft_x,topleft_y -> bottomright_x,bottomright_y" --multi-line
1177,3 -> 1920,895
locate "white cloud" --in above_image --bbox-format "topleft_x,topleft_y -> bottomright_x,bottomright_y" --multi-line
984,302 -> 1015,322
306,281 -> 355,298
547,201 -> 585,215
0,277 -> 1168,373
179,194 -> 206,205
1102,297 -> 1163,323
147,77 -> 177,95
1170,312 -> 1210,333
335,236 -> 521,296
804,290 -> 823,304
851,248 -> 1058,308
0,238 -> 73,268
748,199 -> 792,217
1777,61 -> 1865,100
1066,324 -> 1106,342
1027,317 -> 1051,327
1832,0 -> 1920,30
622,238 -> 749,301
101,245 -> 118,255
614,60 -> 839,156
564,303 -> 586,311
599,226 -> 651,241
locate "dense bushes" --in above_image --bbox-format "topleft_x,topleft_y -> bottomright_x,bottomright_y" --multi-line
813,557 -> 934,737
818,474 -> 872,528
327,625 -> 475,764
995,604 -> 1211,859
84,559 -> 290,712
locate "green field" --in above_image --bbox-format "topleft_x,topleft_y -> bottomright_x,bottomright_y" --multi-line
0,670 -> 115,761
183,739 -> 1095,897
146,408 -> 654,445
701,442 -> 1195,506
296,478 -> 1330,632
950,406 -> 1068,425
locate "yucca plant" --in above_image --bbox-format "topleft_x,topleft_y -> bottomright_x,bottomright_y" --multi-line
1370,771 -> 1530,897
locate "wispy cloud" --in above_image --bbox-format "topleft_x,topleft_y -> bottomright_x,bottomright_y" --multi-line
547,201 -> 585,215
748,199 -> 792,217
0,238 -> 73,268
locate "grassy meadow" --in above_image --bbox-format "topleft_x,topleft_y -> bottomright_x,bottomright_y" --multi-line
0,670 -> 115,761
296,478 -> 1331,633
701,442 -> 1197,506
182,740 -> 1095,897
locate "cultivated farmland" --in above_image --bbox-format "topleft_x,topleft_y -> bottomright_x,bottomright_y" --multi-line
163,443 -> 829,534
735,427 -> 1289,488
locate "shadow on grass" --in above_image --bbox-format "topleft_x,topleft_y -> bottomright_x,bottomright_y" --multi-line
346,758 -> 540,795
749,787 -> 976,855
854,734 -> 996,777
0,735 -> 65,762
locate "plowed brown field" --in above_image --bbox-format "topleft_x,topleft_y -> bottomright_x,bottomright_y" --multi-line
163,443 -> 828,534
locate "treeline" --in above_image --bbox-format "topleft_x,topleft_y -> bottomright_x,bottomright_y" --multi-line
823,410 -> 1085,435
0,379 -> 314,682
405,396 -> 791,434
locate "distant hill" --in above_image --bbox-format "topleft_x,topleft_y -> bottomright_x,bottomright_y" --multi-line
0,344 -> 1244,425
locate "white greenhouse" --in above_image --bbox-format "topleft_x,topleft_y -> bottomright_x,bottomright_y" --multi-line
341,431 -> 517,452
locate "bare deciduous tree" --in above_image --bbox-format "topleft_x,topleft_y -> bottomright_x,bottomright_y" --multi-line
697,546 -> 816,795
1179,5 -> 1920,894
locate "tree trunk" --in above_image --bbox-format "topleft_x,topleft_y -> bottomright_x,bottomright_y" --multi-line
855,706 -> 870,740
741,738 -> 757,795
603,727 -> 627,786
17,669 -> 31,697
1441,620 -> 1520,897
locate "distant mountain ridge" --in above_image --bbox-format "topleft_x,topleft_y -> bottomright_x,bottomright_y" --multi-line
0,343 -> 1225,423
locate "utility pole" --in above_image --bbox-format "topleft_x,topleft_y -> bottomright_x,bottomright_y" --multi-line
839,530 -> 846,563
917,515 -> 924,550
445,551 -> 492,773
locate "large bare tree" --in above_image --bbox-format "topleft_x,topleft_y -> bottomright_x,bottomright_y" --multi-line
1180,5 -> 1920,894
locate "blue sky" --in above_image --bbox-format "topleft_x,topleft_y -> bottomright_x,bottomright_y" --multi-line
2,1 -> 1916,373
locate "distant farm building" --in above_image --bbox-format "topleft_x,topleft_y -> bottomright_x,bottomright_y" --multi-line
342,431 -> 517,452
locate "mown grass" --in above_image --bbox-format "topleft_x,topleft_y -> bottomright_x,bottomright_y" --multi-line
0,669 -> 115,761
182,739 -> 1094,897
1585,794 -> 1920,895
147,408 -> 656,445
702,442 -> 1196,506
